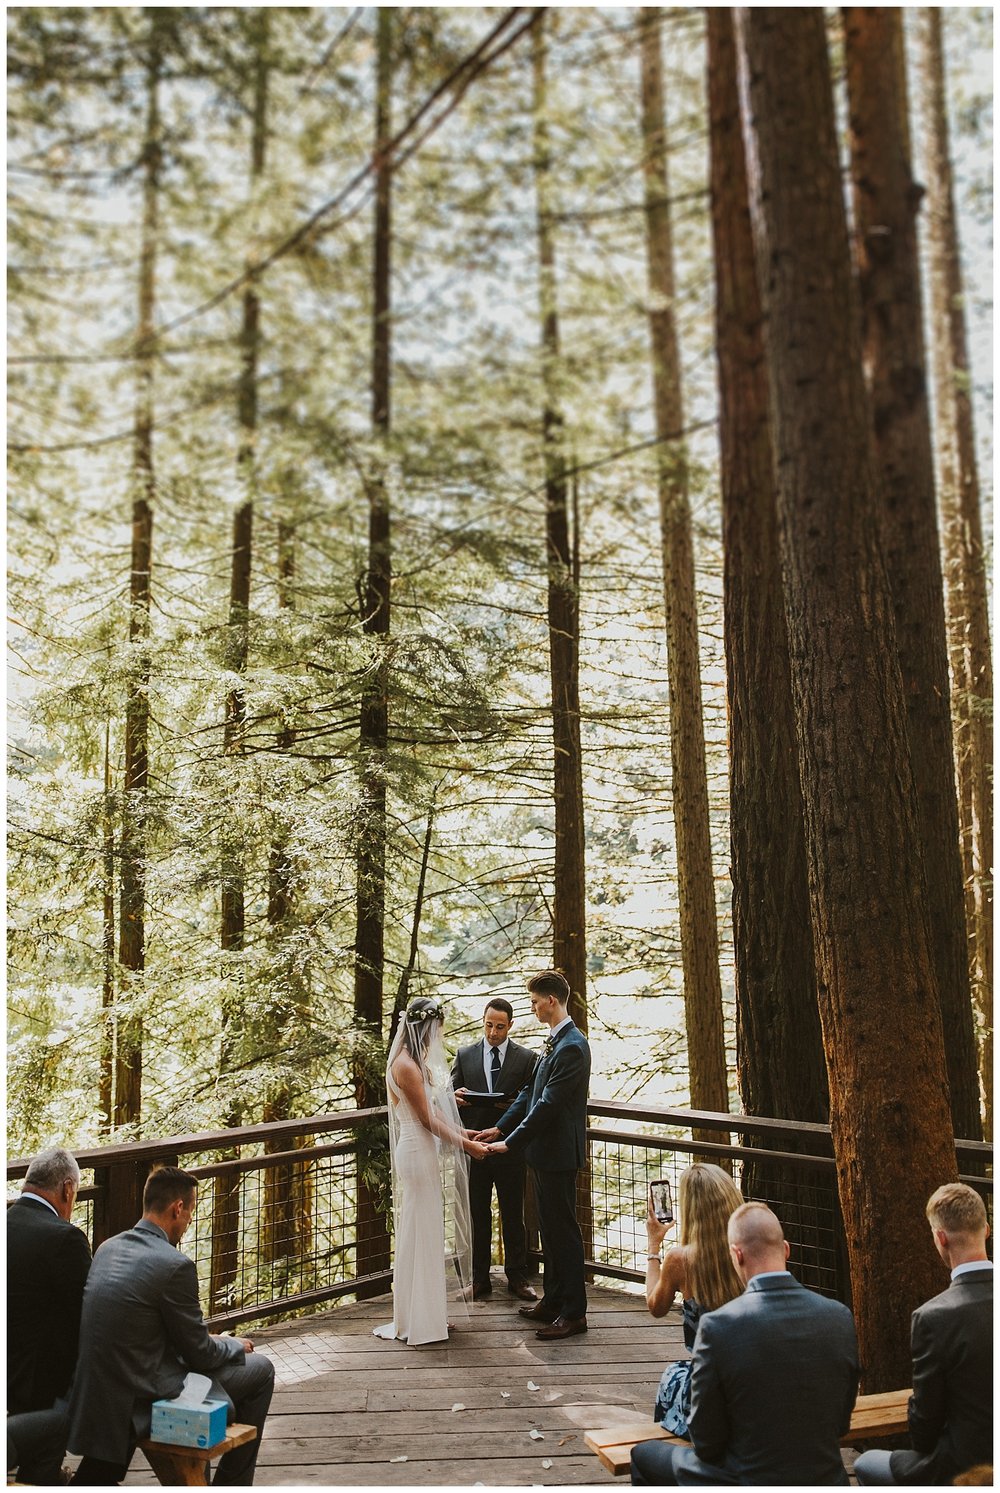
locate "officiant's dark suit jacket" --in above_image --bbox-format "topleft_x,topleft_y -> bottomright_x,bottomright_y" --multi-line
67,1218 -> 245,1466
7,1194 -> 92,1414
889,1265 -> 993,1484
451,1038 -> 538,1141
496,1020 -> 590,1171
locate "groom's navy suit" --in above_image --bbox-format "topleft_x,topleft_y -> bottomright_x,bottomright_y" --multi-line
496,1020 -> 591,1321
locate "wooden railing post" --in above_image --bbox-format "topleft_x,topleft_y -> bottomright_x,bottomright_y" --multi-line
93,1152 -> 175,1246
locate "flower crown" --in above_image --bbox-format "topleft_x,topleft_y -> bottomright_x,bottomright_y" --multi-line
406,1000 -> 444,1026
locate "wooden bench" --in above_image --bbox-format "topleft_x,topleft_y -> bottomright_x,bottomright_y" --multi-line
137,1423 -> 257,1487
585,1389 -> 911,1477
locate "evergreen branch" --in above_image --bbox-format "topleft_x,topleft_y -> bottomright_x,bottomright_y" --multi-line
114,8 -> 542,350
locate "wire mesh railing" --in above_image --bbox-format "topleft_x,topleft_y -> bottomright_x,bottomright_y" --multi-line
7,1101 -> 991,1325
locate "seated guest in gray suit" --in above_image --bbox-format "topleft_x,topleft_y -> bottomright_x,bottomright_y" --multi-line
452,997 -> 539,1301
68,1166 -> 274,1486
7,1147 -> 92,1484
631,1202 -> 858,1485
854,1182 -> 992,1486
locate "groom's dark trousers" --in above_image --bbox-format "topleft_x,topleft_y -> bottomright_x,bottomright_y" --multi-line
496,1022 -> 591,1321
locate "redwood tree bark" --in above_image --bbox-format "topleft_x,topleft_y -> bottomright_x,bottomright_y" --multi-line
100,720 -> 115,1135
708,10 -> 826,1128
844,6 -> 981,1142
116,9 -> 163,1131
213,19 -> 268,1311
918,7 -> 993,1136
532,14 -> 588,1034
353,5 -> 393,1088
262,523 -> 312,1266
640,7 -> 727,1125
736,6 -> 958,1391
353,7 -> 394,1291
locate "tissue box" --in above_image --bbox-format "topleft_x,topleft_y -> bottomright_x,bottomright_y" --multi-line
150,1396 -> 228,1449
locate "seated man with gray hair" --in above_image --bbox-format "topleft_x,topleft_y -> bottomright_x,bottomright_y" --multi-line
854,1182 -> 992,1486
631,1201 -> 858,1485
7,1146 -> 92,1484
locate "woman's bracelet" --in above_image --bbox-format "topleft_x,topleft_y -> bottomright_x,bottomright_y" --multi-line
646,1253 -> 662,1263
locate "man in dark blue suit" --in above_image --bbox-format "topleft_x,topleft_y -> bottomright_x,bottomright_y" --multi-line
477,970 -> 591,1341
631,1202 -> 858,1485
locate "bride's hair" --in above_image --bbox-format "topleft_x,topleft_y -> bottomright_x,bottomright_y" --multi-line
402,996 -> 445,1056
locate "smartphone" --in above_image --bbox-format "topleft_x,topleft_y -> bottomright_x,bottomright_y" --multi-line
650,1178 -> 674,1224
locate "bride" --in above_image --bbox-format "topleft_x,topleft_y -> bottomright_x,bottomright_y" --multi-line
374,996 -> 488,1345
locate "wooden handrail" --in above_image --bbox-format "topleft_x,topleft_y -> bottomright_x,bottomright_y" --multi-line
8,1101 -> 988,1179
5,1106 -> 389,1177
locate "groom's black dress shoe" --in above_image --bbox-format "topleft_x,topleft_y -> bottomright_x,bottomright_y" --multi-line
508,1279 -> 538,1301
518,1302 -> 558,1322
471,1281 -> 493,1300
535,1315 -> 587,1341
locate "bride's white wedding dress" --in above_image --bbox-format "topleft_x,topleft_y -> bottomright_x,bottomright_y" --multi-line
373,1003 -> 473,1347
373,1091 -> 449,1344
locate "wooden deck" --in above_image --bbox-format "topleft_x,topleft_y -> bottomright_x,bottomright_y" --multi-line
123,1276 -> 682,1486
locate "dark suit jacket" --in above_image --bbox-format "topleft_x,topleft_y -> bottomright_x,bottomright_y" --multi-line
495,1021 -> 590,1172
451,1038 -> 538,1141
890,1265 -> 993,1485
67,1218 -> 245,1464
7,1195 -> 92,1414
687,1273 -> 858,1485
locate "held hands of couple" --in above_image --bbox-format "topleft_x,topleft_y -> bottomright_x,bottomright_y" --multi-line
460,1130 -> 490,1161
473,1126 -> 508,1155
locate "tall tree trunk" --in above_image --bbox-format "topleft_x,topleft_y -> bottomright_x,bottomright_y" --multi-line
709,4 -> 825,1126
735,7 -> 958,1391
354,7 -> 394,1291
918,7 -> 993,1136
262,520 -> 312,1268
116,9 -> 163,1131
531,15 -> 588,1034
639,7 -> 727,1131
213,20 -> 268,1312
100,718 -> 116,1135
709,5 -> 831,1287
843,6 -> 981,1143
353,6 -> 392,1091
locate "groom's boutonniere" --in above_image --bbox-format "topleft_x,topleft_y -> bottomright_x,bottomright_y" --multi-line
543,1035 -> 555,1056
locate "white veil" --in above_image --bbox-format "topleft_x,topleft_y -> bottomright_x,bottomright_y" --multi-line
385,999 -> 474,1319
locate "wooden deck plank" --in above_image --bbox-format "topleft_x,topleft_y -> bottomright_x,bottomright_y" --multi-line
121,1280 -> 682,1486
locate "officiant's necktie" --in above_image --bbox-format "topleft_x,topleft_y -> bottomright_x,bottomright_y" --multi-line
490,1045 -> 502,1092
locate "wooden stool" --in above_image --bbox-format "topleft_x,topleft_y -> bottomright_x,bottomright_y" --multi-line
137,1423 -> 257,1487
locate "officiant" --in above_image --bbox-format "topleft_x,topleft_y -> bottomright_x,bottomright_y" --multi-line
452,999 -> 539,1302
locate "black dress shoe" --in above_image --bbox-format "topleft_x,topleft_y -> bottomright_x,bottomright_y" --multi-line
535,1314 -> 588,1340
508,1279 -> 538,1301
518,1302 -> 558,1322
472,1281 -> 493,1300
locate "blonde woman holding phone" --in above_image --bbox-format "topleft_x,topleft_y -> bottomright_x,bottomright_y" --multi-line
644,1162 -> 744,1436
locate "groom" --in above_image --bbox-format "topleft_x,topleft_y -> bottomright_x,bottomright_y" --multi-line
478,970 -> 591,1341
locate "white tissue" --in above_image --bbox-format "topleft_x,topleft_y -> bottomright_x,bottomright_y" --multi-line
172,1372 -> 213,1407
